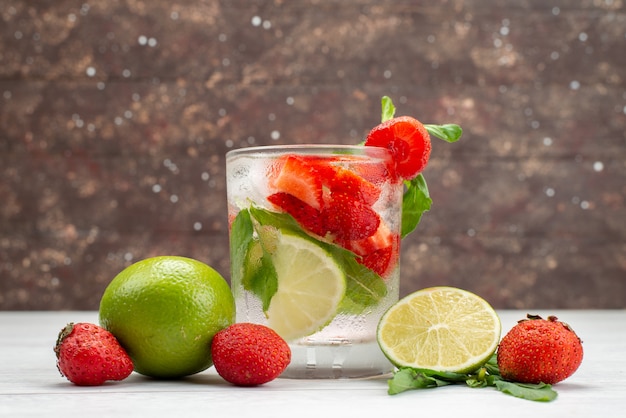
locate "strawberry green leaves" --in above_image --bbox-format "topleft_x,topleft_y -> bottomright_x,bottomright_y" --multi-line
387,354 -> 558,402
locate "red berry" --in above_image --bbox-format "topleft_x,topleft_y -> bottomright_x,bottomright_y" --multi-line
268,154 -> 385,243
340,222 -> 400,277
268,155 -> 325,210
268,192 -> 326,236
326,166 -> 381,206
54,322 -> 134,386
497,314 -> 583,384
211,323 -> 291,386
322,192 -> 380,241
365,115 -> 432,180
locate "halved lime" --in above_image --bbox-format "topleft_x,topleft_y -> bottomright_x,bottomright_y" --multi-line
265,232 -> 346,341
377,286 -> 501,373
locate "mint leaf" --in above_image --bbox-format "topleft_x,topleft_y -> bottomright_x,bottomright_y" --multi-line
401,174 -> 432,238
483,353 -> 501,375
247,240 -> 278,312
249,205 -> 302,233
479,354 -> 559,401
494,380 -> 558,402
229,209 -> 254,290
388,361 -> 558,402
327,245 -> 387,313
230,209 -> 278,310
381,96 -> 396,122
425,124 -> 463,143
388,368 -> 454,395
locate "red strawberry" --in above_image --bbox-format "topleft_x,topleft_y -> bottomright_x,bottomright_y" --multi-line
365,115 -> 432,180
346,221 -> 396,255
497,314 -> 583,384
327,166 -> 381,206
268,192 -> 327,236
268,155 -> 324,210
54,322 -> 134,386
342,222 -> 400,277
211,323 -> 291,386
322,192 -> 380,241
355,159 -> 397,185
361,245 -> 397,277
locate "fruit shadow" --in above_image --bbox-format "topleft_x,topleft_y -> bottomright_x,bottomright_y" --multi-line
130,369 -> 231,387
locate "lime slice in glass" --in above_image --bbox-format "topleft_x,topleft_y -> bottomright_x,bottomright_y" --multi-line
377,286 -> 501,373
265,232 -> 346,341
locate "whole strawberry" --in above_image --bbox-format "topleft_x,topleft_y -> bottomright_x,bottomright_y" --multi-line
497,314 -> 583,384
54,322 -> 134,386
211,323 -> 291,386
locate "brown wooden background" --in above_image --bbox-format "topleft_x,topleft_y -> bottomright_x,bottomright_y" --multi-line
1,0 -> 625,310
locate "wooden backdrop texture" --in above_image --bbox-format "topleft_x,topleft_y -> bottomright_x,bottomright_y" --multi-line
1,0 -> 625,310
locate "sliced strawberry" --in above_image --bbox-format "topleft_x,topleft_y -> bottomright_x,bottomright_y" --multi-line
347,222 -> 396,255
327,166 -> 381,206
354,161 -> 396,186
361,245 -> 397,277
267,192 -> 326,236
322,192 -> 380,241
365,115 -> 431,180
269,155 -> 324,210
342,222 -> 400,278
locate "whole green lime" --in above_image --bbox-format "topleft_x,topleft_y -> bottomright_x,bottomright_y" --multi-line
99,256 -> 235,378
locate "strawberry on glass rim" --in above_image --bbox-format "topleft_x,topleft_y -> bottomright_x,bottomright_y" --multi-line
365,96 -> 462,239
365,115 -> 432,181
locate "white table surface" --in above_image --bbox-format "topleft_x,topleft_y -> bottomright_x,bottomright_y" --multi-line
1,310 -> 624,417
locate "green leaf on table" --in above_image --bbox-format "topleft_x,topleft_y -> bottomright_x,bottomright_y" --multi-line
401,174 -> 432,238
483,352 -> 500,375
425,124 -> 463,143
494,380 -> 558,402
387,357 -> 558,402
479,353 -> 558,401
387,368 -> 455,395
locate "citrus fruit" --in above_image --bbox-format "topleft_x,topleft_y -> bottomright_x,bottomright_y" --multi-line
376,286 -> 501,373
99,256 -> 235,378
265,232 -> 346,341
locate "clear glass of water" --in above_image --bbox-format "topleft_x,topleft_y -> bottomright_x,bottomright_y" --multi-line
226,145 -> 403,378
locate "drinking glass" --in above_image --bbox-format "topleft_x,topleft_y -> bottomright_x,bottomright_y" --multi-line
226,145 -> 402,378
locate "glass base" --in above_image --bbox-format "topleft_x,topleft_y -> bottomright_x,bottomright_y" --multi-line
280,339 -> 393,379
